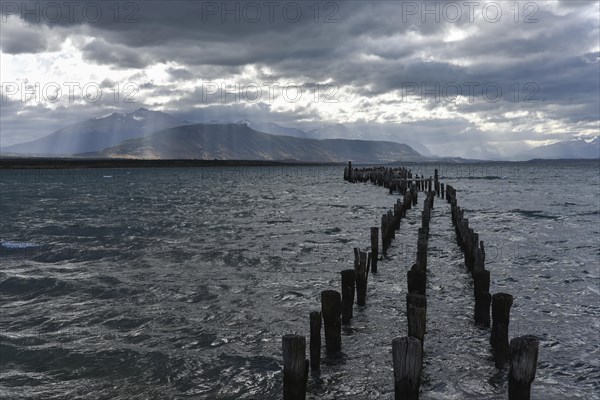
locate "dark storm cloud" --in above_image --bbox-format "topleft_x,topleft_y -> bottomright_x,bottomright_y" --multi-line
81,38 -> 152,68
1,0 -> 598,155
0,16 -> 55,53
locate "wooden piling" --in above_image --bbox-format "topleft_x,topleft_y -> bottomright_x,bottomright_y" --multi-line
407,304 -> 426,346
392,336 -> 422,400
371,227 -> 379,273
421,205 -> 430,231
473,240 -> 485,273
340,269 -> 355,324
347,161 -> 353,182
440,183 -> 445,199
388,210 -> 395,240
282,334 -> 307,400
381,209 -> 394,257
407,264 -> 426,295
463,227 -> 473,270
473,269 -> 489,295
469,232 -> 479,272
411,184 -> 418,206
309,311 -> 321,370
406,292 -> 427,318
416,228 -> 428,271
473,269 -> 491,326
509,336 -> 539,400
381,214 -> 386,256
491,293 -> 513,368
354,248 -> 370,306
321,290 -> 342,355
394,199 -> 402,230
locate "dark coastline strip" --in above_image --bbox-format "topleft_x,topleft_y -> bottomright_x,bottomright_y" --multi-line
0,157 -> 341,169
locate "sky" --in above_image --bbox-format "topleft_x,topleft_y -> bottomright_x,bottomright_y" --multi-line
1,0 -> 599,157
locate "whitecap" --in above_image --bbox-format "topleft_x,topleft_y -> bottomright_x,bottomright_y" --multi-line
0,240 -> 43,249
587,286 -> 600,295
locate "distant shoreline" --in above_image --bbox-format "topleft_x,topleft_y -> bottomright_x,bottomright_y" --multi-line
0,157 -> 597,170
0,158 -> 344,169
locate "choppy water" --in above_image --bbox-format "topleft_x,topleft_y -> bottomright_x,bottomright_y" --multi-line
1,162 -> 599,399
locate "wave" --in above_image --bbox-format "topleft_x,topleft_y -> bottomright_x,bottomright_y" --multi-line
452,176 -> 505,180
0,276 -> 72,299
510,209 -> 560,220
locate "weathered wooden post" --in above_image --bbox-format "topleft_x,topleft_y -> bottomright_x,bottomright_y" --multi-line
354,248 -> 370,306
440,183 -> 445,199
468,231 -> 479,272
411,184 -> 418,206
473,241 -> 485,274
348,161 -> 353,182
491,293 -> 513,368
421,205 -> 429,231
407,264 -> 426,295
394,199 -> 402,230
388,210 -> 395,240
340,269 -> 355,323
407,303 -> 426,347
473,269 -> 491,326
406,292 -> 427,319
479,240 -> 486,266
427,190 -> 434,209
392,336 -> 422,400
463,227 -> 474,270
450,200 -> 457,225
416,228 -> 428,271
309,311 -> 321,371
509,336 -> 540,400
381,214 -> 388,257
282,334 -> 307,400
321,290 -> 342,355
371,227 -> 379,273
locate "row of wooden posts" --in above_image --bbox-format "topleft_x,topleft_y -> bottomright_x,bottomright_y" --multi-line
445,183 -> 539,398
392,188 -> 436,399
283,165 -> 419,399
283,163 -> 539,400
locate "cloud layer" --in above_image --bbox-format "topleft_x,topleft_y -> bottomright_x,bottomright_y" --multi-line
1,0 -> 599,157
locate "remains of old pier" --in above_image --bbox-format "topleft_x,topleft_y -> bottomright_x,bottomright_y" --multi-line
282,162 -> 539,399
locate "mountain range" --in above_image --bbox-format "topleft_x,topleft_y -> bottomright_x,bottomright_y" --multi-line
99,123 -> 425,163
514,137 -> 599,160
2,108 -> 598,162
244,121 -> 435,156
2,108 -> 189,155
